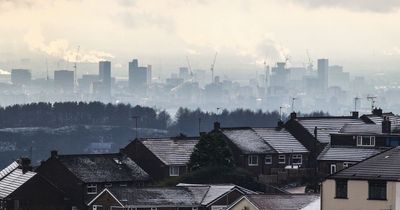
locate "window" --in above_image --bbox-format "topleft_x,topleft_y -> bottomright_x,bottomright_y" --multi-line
357,136 -> 375,147
264,155 -> 272,164
369,181 -> 387,200
248,155 -> 258,166
278,155 -> 286,164
211,205 -> 227,210
292,154 -> 302,165
169,166 -> 180,176
335,179 -> 348,199
330,164 -> 337,174
343,162 -> 355,168
87,184 -> 97,194
93,205 -> 103,210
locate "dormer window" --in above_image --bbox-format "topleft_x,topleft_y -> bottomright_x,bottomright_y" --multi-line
356,136 -> 375,147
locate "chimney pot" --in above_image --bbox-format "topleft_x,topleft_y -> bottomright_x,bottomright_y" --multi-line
290,112 -> 297,120
372,108 -> 383,116
277,120 -> 284,128
213,121 -> 221,130
51,150 -> 58,159
382,116 -> 391,133
19,157 -> 31,174
351,111 -> 359,118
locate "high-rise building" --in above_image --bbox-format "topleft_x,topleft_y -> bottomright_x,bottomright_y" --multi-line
147,65 -> 152,85
318,58 -> 329,90
11,69 -> 31,86
99,61 -> 111,96
128,59 -> 148,91
54,70 -> 74,92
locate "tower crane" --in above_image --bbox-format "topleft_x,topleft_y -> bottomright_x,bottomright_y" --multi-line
306,50 -> 313,71
210,52 -> 218,83
73,45 -> 80,89
186,56 -> 194,80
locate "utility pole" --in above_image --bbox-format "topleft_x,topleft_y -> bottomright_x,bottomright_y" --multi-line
216,107 -> 221,122
132,116 -> 140,139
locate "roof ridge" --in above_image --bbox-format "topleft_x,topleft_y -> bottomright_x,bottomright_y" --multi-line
250,128 -> 278,154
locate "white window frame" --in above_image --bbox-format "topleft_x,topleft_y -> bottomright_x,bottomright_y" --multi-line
151,208 -> 157,210
330,164 -> 337,174
357,136 -> 375,147
291,154 -> 302,165
87,184 -> 97,194
119,183 -> 127,187
169,165 -> 180,176
264,155 -> 272,165
248,155 -> 259,166
278,155 -> 286,164
211,205 -> 227,210
93,205 -> 103,210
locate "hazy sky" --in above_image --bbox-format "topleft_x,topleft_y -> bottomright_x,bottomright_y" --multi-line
0,0 -> 400,77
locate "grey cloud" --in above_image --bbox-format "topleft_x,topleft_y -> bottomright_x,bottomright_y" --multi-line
290,0 -> 400,13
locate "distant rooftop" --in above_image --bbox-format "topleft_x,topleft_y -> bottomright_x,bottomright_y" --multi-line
317,144 -> 385,162
0,161 -> 36,199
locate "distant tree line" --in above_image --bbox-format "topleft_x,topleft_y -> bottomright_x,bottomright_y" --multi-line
0,102 -> 329,135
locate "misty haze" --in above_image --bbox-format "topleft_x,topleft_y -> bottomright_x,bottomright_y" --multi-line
1,1 -> 400,210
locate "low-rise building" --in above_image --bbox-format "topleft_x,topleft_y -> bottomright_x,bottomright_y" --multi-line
36,151 -> 150,209
123,137 -> 199,180
321,146 -> 400,210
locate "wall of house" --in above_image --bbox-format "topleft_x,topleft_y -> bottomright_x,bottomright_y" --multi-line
5,175 -> 70,210
226,197 -> 257,210
88,191 -> 123,210
36,158 -> 85,209
322,179 -> 397,210
124,141 -> 169,180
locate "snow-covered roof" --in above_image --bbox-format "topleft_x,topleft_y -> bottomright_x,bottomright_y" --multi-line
241,194 -> 320,210
317,144 -> 385,162
222,127 -> 308,154
0,162 -> 36,199
139,138 -> 199,165
55,153 -> 149,183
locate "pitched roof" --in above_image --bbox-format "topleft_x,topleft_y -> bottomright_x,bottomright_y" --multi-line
88,183 -> 256,207
361,113 -> 400,130
242,194 -> 320,210
329,146 -> 400,181
339,123 -> 400,135
138,138 -> 199,165
221,127 -> 308,154
56,153 -> 149,183
317,144 -> 385,162
296,117 -> 366,143
0,162 -> 36,199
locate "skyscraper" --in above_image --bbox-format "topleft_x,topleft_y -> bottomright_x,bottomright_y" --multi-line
317,58 -> 329,90
99,61 -> 111,96
11,69 -> 31,86
54,70 -> 74,92
128,59 -> 148,91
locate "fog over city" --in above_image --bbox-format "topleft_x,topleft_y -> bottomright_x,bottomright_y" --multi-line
1,0 -> 400,114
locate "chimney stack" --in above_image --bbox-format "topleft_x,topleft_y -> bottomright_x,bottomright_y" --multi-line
372,108 -> 383,116
51,150 -> 58,159
277,120 -> 284,128
19,157 -> 32,174
213,121 -> 221,130
382,116 -> 391,133
351,111 -> 359,119
290,112 -> 297,120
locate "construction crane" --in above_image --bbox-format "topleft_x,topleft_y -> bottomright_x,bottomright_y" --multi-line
186,56 -> 194,80
306,50 -> 313,71
73,45 -> 80,89
367,96 -> 377,111
210,52 -> 218,83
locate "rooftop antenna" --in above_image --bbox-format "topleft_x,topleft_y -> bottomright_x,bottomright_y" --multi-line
291,97 -> 297,112
354,97 -> 361,112
367,96 -> 377,111
131,116 -> 140,139
210,52 -> 218,83
279,106 -> 283,121
216,107 -> 221,122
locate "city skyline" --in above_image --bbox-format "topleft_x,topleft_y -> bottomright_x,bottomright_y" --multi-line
1,0 -> 400,76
